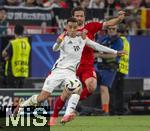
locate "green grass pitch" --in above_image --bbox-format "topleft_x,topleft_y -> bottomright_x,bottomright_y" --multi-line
51,116 -> 150,131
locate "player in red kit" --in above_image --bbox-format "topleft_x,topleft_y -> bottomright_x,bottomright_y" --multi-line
49,6 -> 125,126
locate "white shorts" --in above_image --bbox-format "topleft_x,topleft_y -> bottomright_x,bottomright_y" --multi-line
42,68 -> 77,93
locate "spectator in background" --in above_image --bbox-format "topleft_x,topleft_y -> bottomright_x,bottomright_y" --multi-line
110,24 -> 130,115
140,0 -> 150,8
80,0 -> 90,9
36,0 -> 44,7
5,0 -> 20,6
105,0 -> 120,9
125,0 -> 141,35
44,0 -> 68,8
44,0 -> 60,8
105,0 -> 121,12
119,0 -> 131,9
89,0 -> 105,9
2,25 -> 31,88
65,0 -> 80,8
127,0 -> 142,9
21,0 -> 36,7
127,19 -> 139,35
0,7 -> 7,36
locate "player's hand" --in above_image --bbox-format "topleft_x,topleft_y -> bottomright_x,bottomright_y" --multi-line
57,32 -> 66,44
117,10 -> 126,22
117,50 -> 128,56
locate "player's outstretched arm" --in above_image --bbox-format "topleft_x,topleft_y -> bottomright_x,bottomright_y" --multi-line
103,10 -> 126,28
86,38 -> 117,54
86,38 -> 127,56
94,52 -> 117,59
53,32 -> 66,51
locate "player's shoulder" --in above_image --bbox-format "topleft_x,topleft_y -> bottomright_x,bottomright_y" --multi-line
64,35 -> 82,41
85,20 -> 103,27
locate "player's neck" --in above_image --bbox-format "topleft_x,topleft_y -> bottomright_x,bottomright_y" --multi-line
69,34 -> 76,38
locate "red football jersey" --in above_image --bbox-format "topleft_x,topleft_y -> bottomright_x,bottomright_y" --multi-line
77,22 -> 103,67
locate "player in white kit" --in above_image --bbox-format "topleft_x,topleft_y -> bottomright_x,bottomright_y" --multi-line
16,18 -> 124,124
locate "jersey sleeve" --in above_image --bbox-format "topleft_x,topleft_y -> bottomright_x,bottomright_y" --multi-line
52,40 -> 64,52
85,38 -> 117,54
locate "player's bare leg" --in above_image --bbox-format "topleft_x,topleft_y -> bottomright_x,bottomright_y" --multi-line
100,85 -> 110,115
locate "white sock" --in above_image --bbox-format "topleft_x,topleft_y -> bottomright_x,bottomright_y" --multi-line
18,95 -> 38,114
65,94 -> 80,115
21,95 -> 38,107
31,95 -> 38,104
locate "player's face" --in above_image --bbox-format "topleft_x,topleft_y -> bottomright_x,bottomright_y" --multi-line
73,11 -> 85,26
66,21 -> 78,37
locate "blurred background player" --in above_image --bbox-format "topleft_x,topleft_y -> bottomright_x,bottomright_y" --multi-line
50,6 -> 125,124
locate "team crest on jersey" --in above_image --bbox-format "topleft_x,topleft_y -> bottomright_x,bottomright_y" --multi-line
68,41 -> 73,44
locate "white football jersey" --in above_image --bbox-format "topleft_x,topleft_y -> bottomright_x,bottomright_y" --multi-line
52,36 -> 117,71
52,36 -> 85,71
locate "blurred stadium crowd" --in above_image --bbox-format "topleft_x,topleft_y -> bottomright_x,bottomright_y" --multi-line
1,0 -> 150,9
0,0 -> 150,35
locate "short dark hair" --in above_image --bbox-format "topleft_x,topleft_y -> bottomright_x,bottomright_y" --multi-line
67,17 -> 78,24
14,24 -> 24,35
71,6 -> 86,16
